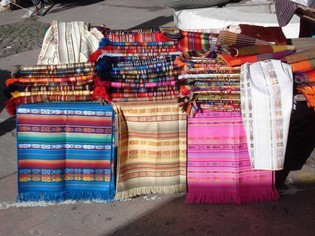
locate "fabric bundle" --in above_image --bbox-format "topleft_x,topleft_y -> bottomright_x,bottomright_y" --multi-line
175,50 -> 241,117
295,68 -> 315,110
5,62 -> 95,115
37,21 -> 104,65
217,30 -> 271,47
114,101 -> 187,200
281,47 -> 315,110
178,30 -> 219,52
282,47 -> 315,64
227,45 -> 296,57
216,30 -> 296,67
17,102 -> 117,202
90,28 -> 182,103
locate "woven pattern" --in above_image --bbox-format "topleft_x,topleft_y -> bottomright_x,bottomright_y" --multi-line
17,102 -> 116,202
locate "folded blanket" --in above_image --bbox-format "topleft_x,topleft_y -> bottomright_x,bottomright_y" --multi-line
228,44 -> 296,57
282,47 -> 315,64
291,58 -> 315,72
217,31 -> 271,47
294,69 -> 315,83
220,50 -> 295,67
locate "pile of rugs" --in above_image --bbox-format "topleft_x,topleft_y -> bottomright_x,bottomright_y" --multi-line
282,47 -> 315,109
89,27 -> 182,103
4,21 -> 315,204
5,62 -> 95,115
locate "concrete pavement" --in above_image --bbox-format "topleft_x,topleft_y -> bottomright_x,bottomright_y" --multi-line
0,1 -> 314,235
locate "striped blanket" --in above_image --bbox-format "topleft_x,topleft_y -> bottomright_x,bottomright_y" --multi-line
185,111 -> 279,204
17,102 -> 116,202
114,100 -> 187,200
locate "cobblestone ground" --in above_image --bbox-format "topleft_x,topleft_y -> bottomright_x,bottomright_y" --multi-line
0,17 -> 49,58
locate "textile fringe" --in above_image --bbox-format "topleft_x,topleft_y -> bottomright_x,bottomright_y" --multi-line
185,189 -> 279,205
115,184 -> 187,200
17,190 -> 115,202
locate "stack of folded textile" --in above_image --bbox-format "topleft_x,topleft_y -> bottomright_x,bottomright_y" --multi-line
89,28 -> 182,102
282,47 -> 315,110
175,50 -> 279,204
217,30 -> 296,67
5,62 -> 95,115
178,29 -> 220,52
175,50 -> 241,117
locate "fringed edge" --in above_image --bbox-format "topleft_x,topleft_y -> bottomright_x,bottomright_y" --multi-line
185,189 -> 280,205
185,192 -> 241,205
17,190 -> 115,203
115,184 -> 187,200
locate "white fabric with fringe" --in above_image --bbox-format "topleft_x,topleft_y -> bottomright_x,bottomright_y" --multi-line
37,20 -> 103,65
240,59 -> 293,170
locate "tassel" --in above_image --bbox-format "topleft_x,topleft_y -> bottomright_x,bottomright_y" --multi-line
92,76 -> 112,102
92,86 -> 112,103
5,97 -> 20,116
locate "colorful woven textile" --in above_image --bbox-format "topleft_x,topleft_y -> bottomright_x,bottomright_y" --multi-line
175,50 -> 242,116
17,102 -> 116,202
12,62 -> 95,77
178,31 -> 219,52
5,62 -> 95,115
240,59 -> 293,170
114,101 -> 187,199
104,27 -> 181,43
219,50 -> 295,67
294,69 -> 315,83
185,111 -> 279,204
282,47 -> 315,64
90,29 -> 181,103
297,83 -> 315,109
290,58 -> 315,73
227,45 -> 296,57
217,31 -> 271,47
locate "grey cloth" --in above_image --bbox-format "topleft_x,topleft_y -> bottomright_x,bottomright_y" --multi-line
275,0 -> 299,27
165,0 -> 234,10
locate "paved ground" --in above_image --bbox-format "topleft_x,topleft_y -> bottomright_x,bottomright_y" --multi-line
0,1 -> 314,235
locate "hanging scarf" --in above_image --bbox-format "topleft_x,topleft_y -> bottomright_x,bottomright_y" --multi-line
240,59 -> 293,170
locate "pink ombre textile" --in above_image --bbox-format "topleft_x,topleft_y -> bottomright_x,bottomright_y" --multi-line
185,111 -> 279,204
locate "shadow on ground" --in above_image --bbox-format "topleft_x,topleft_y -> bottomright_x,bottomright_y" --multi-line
0,69 -> 15,136
0,69 -> 11,112
107,187 -> 315,236
48,0 -> 106,14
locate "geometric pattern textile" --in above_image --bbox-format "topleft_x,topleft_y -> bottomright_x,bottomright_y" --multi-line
240,60 -> 293,170
17,102 -> 116,202
114,100 -> 187,200
185,111 -> 279,204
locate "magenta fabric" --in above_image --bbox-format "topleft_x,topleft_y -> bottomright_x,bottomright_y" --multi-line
185,111 -> 279,204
